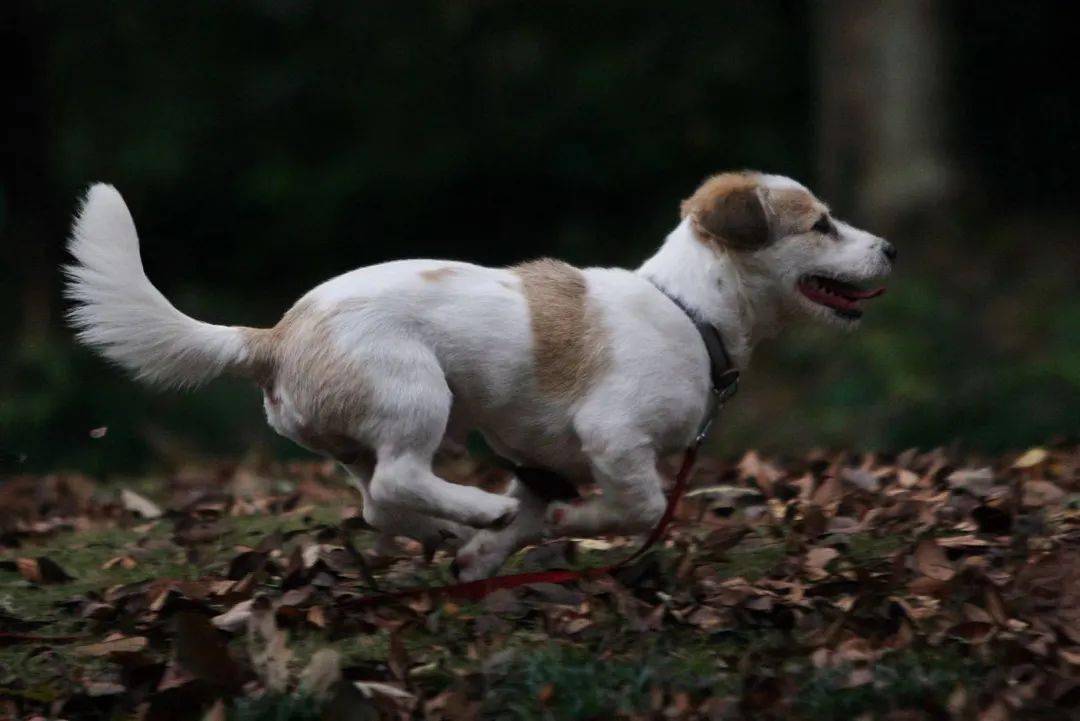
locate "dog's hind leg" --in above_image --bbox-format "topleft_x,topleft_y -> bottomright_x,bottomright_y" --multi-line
369,452 -> 519,530
363,360 -> 519,529
343,462 -> 471,558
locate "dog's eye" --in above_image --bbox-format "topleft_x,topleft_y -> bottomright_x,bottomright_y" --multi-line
811,215 -> 832,235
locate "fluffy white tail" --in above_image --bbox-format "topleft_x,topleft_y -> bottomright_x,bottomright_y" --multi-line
64,184 -> 254,388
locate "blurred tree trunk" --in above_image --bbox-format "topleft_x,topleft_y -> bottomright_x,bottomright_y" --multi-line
816,0 -> 953,232
2,1 -> 57,345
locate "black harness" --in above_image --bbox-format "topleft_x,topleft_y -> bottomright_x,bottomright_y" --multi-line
649,283 -> 741,444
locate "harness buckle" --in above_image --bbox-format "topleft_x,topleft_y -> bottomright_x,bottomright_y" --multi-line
714,369 -> 740,406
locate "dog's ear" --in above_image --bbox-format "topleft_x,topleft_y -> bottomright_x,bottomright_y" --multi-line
682,174 -> 770,250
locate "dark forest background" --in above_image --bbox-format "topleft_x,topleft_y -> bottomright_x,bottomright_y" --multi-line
2,1 -> 1077,476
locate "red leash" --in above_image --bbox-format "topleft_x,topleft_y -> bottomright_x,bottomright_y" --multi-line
346,445 -> 699,607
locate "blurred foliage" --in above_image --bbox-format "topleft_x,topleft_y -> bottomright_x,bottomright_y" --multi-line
1,1 -> 1077,474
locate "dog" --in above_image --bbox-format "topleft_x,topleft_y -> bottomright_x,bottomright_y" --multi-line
65,171 -> 894,580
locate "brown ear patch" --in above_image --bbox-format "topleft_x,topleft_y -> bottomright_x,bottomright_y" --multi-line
767,188 -> 826,236
511,259 -> 609,399
681,173 -> 770,250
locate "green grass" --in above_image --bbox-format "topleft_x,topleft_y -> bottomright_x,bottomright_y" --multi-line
0,524 -> 189,625
0,503 -> 351,698
715,535 -> 787,580
231,694 -> 325,721
1,508 -> 984,720
795,646 -> 987,720
483,642 -> 688,720
0,505 -> 346,620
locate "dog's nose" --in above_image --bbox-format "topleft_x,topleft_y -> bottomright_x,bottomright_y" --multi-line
881,241 -> 898,263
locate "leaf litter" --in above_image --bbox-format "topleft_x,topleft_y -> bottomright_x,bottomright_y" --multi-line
0,444 -> 1077,719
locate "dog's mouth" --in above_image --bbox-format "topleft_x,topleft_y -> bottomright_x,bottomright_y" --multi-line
797,274 -> 886,320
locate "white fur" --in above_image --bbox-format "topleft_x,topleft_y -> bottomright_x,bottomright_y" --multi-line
65,174 -> 892,580
64,185 -> 250,388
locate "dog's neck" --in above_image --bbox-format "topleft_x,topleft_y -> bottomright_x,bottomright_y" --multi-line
637,218 -> 785,369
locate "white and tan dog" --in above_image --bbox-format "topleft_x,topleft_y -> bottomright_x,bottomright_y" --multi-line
65,171 -> 894,580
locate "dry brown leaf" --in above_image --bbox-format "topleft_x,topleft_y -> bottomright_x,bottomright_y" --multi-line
1022,479 -> 1065,506
16,556 -> 74,584
75,635 -> 149,657
299,648 -> 342,700
354,681 -> 414,700
1012,447 -> 1049,469
914,539 -> 955,581
248,598 -> 292,692
947,468 -> 997,497
947,621 -> 995,644
844,667 -> 874,688
212,599 -> 253,632
174,612 -> 244,691
537,682 -> 555,705
121,488 -> 163,519
101,555 -> 138,570
201,699 -> 227,721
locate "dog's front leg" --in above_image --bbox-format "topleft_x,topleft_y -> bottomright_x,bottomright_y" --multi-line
451,478 -> 550,581
544,444 -> 665,538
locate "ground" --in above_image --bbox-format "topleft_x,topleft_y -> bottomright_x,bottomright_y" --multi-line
1,443 -> 1078,720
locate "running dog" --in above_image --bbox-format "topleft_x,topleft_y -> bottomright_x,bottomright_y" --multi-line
65,171 -> 894,580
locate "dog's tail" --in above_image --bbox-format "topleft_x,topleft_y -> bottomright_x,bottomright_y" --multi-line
64,184 -> 265,389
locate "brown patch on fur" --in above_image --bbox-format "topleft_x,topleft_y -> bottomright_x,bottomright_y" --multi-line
511,259 -> 609,399
768,188 -> 828,236
243,297 -> 376,445
419,266 -> 459,282
681,172 -> 769,250
241,298 -> 318,386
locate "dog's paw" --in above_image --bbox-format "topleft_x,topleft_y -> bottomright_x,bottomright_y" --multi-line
451,549 -> 508,582
452,529 -> 514,581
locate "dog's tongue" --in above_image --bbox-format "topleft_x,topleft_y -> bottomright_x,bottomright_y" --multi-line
843,285 -> 886,300
817,276 -> 886,300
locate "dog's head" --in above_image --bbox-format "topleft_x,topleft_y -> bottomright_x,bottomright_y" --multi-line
681,171 -> 895,326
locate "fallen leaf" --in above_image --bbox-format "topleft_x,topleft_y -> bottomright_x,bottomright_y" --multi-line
121,488 -> 163,519
201,699 -> 227,721
300,648 -> 342,700
841,468 -> 880,493
1023,479 -> 1065,507
947,468 -> 997,497
354,681 -> 414,700
248,597 -> 292,692
75,635 -> 149,657
211,599 -> 253,632
101,555 -> 138,570
806,547 -> 839,571
947,621 -> 995,644
844,667 -> 874,688
1012,447 -> 1049,469
16,557 -> 74,584
914,539 -> 955,581
173,612 -> 243,691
